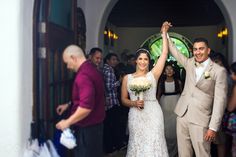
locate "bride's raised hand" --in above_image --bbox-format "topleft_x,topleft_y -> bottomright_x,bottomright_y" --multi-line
151,21 -> 171,80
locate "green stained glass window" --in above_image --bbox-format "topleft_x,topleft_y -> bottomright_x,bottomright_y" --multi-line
141,32 -> 192,67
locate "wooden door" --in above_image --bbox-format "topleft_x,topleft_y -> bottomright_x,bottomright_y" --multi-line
33,0 -> 77,141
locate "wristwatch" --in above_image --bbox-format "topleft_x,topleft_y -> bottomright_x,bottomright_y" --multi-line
68,101 -> 72,107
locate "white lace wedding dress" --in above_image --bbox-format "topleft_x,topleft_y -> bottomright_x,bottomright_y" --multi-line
126,72 -> 169,157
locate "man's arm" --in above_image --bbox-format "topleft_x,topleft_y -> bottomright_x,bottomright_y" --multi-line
209,68 -> 228,130
56,102 -> 70,115
56,107 -> 91,130
167,36 -> 188,67
204,67 -> 228,141
104,67 -> 120,91
56,74 -> 95,130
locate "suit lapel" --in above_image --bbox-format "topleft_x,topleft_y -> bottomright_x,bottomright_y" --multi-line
190,59 -> 197,85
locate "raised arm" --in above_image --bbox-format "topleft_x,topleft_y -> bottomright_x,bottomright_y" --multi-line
164,23 -> 188,67
151,21 -> 170,80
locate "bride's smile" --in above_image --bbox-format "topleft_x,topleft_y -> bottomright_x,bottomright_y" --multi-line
136,53 -> 149,71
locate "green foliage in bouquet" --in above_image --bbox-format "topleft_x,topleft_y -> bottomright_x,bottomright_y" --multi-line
129,77 -> 152,95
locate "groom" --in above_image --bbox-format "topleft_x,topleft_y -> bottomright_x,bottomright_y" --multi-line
162,22 -> 228,157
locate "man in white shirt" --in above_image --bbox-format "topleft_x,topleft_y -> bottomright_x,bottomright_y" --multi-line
162,22 -> 228,157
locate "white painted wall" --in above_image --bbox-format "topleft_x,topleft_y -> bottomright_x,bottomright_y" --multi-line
78,0 -> 118,54
0,0 -> 33,156
215,0 -> 236,62
78,0 -> 110,53
20,0 -> 34,154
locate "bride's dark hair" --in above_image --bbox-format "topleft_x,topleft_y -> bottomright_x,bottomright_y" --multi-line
135,48 -> 151,61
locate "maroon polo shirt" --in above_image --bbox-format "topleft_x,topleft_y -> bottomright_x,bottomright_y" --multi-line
70,60 -> 105,127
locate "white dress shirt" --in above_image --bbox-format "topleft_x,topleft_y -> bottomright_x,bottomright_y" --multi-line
195,58 -> 210,82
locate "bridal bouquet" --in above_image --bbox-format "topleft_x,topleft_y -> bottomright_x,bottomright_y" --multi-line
129,77 -> 152,100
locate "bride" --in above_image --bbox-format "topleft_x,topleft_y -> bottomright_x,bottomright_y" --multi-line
121,22 -> 170,157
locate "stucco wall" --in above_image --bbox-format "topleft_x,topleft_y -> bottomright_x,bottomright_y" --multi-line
78,0 -> 118,54
215,0 -> 236,62
0,0 -> 33,156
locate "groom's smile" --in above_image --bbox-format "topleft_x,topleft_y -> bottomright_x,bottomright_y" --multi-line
193,42 -> 211,63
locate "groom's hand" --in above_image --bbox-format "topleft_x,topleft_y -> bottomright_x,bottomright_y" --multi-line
204,129 -> 216,142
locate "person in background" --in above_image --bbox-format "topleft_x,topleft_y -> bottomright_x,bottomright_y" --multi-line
165,22 -> 228,157
102,53 -> 122,154
125,54 -> 136,74
157,62 -> 182,157
120,50 -> 129,64
55,45 -> 105,157
226,62 -> 236,157
114,54 -> 135,147
88,47 -> 103,69
210,52 -> 230,74
210,52 -> 232,157
114,62 -> 129,149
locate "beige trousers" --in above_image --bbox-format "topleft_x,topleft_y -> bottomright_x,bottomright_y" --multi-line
176,112 -> 211,157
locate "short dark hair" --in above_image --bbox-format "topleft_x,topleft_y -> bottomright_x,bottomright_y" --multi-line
89,47 -> 102,56
210,52 -> 229,72
104,53 -> 118,64
231,62 -> 236,74
127,54 -> 135,61
193,37 -> 209,47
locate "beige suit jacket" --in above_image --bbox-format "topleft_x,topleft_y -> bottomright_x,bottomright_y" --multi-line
169,40 -> 228,131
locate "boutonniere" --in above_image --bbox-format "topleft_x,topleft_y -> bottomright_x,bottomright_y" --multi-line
204,71 -> 211,79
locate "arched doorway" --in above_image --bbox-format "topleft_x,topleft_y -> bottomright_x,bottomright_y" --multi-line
101,0 -> 235,62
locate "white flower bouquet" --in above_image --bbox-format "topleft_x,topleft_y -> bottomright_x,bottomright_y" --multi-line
129,77 -> 152,100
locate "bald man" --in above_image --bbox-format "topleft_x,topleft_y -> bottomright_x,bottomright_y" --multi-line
56,45 -> 105,157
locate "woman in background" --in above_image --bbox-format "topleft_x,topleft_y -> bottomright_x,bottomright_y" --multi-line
210,52 -> 232,157
157,62 -> 182,157
226,62 -> 236,157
